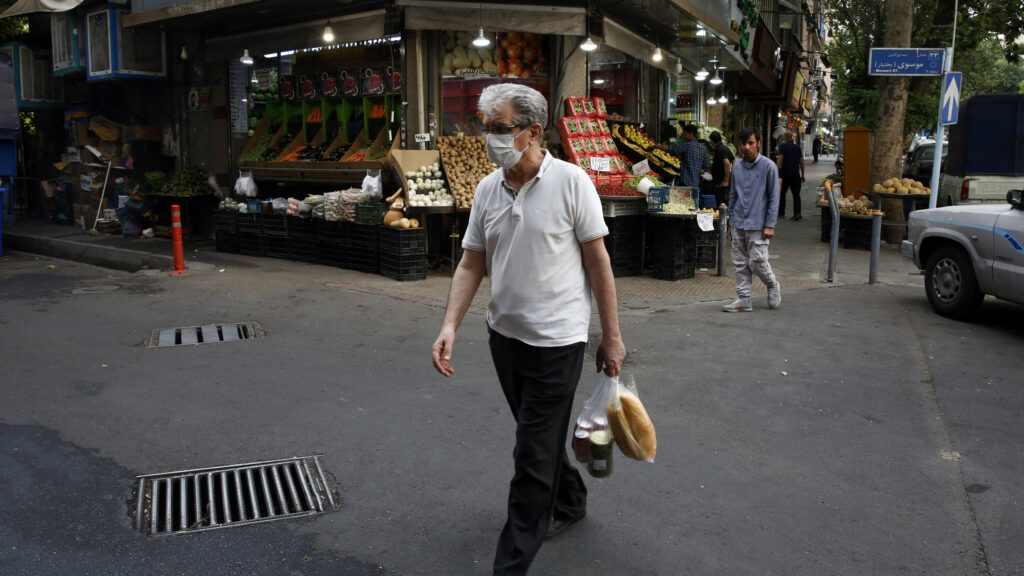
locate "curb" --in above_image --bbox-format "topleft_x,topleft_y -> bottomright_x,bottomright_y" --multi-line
2,231 -> 173,272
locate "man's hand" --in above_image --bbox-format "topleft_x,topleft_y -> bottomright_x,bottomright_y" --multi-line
432,327 -> 456,377
595,334 -> 626,377
763,227 -> 775,240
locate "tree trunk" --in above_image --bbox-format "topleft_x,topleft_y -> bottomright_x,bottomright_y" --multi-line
871,0 -> 914,243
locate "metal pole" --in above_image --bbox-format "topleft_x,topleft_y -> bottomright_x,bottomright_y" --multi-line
827,185 -> 840,282
929,0 -> 958,210
869,210 -> 882,284
716,205 -> 728,276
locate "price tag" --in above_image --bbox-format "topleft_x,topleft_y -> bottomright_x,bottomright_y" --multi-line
591,157 -> 611,172
414,132 -> 431,143
632,159 -> 650,175
697,212 -> 714,232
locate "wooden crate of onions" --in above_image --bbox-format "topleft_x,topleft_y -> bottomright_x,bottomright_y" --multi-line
437,136 -> 497,209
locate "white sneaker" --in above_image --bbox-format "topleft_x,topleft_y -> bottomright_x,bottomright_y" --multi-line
722,298 -> 753,312
768,281 -> 782,309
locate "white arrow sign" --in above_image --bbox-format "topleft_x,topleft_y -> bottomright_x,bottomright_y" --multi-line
941,72 -> 961,125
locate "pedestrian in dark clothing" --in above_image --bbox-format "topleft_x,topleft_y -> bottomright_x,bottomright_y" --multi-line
776,131 -> 805,221
655,124 -> 709,188
812,135 -> 822,163
709,131 -> 734,209
431,83 -> 626,576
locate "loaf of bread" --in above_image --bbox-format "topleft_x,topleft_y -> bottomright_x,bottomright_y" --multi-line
608,386 -> 656,462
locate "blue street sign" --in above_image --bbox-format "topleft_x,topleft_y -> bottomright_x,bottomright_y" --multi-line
940,72 -> 962,126
869,48 -> 945,76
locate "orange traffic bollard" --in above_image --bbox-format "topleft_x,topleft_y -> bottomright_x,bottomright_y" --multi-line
169,204 -> 188,276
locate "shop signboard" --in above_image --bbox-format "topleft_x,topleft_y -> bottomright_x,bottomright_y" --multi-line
790,69 -> 804,110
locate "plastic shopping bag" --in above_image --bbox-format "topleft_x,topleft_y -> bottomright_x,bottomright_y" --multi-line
234,171 -> 258,198
572,375 -> 618,477
607,374 -> 656,462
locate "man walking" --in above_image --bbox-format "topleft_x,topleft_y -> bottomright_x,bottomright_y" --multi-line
723,127 -> 782,312
709,131 -> 734,209
431,83 -> 626,576
655,123 -> 708,188
776,131 -> 805,221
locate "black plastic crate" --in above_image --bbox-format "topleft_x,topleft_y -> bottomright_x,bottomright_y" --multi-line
610,260 -> 643,277
380,251 -> 427,281
652,256 -> 696,280
379,226 -> 427,255
647,216 -> 699,241
238,235 -> 265,257
356,202 -> 388,225
604,215 -> 644,234
264,236 -> 290,258
316,220 -> 345,244
216,232 -> 240,254
317,241 -> 346,268
695,244 -> 717,269
213,211 -> 238,233
289,237 -> 318,262
261,214 -> 288,238
286,215 -> 316,240
344,222 -> 379,248
345,246 -> 379,274
237,213 -> 262,236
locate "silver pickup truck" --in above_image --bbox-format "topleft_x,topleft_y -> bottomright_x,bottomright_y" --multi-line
901,190 -> 1024,319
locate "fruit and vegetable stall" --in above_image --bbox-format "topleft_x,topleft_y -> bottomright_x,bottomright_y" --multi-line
214,97 -> 722,282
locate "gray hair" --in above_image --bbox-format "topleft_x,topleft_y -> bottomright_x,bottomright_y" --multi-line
478,83 -> 548,129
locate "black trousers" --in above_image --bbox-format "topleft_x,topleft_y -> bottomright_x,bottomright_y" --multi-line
779,176 -> 803,217
712,185 -> 730,210
488,327 -> 588,576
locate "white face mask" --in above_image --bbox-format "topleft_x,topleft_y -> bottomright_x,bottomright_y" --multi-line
486,130 -> 530,170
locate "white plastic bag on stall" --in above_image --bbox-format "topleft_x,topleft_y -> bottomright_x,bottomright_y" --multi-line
234,171 -> 258,198
361,169 -> 382,199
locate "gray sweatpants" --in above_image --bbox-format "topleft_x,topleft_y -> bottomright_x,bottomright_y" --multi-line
730,228 -> 777,299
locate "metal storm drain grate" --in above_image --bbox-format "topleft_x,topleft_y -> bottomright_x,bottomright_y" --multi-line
134,456 -> 337,536
147,322 -> 265,348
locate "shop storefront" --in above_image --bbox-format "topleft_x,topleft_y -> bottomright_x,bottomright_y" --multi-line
9,0 -> 785,284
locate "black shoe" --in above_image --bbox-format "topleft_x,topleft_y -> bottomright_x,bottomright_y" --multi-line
791,215 -> 802,221
545,512 -> 586,540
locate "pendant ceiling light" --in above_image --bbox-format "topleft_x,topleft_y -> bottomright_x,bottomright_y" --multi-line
323,21 -> 335,44
593,78 -> 605,85
706,94 -> 717,105
709,68 -> 723,85
718,93 -> 728,103
473,27 -> 491,47
472,3 -> 490,47
581,36 -> 598,51
652,46 -> 663,62
239,49 -> 253,66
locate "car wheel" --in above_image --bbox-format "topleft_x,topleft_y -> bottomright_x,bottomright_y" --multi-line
924,245 -> 984,320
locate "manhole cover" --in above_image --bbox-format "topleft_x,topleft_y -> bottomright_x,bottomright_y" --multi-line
134,455 -> 337,536
147,322 -> 265,348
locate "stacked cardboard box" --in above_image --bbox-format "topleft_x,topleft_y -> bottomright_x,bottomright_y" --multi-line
558,97 -> 631,186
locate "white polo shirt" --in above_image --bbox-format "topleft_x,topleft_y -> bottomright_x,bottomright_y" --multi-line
463,150 -> 608,347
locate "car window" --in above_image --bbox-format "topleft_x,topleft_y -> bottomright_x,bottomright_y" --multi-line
920,146 -> 934,161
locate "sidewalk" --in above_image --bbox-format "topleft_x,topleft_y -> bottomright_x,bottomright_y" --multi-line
1,154 -> 922,307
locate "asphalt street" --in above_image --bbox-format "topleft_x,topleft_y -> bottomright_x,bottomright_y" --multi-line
1,241 -> 1022,575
